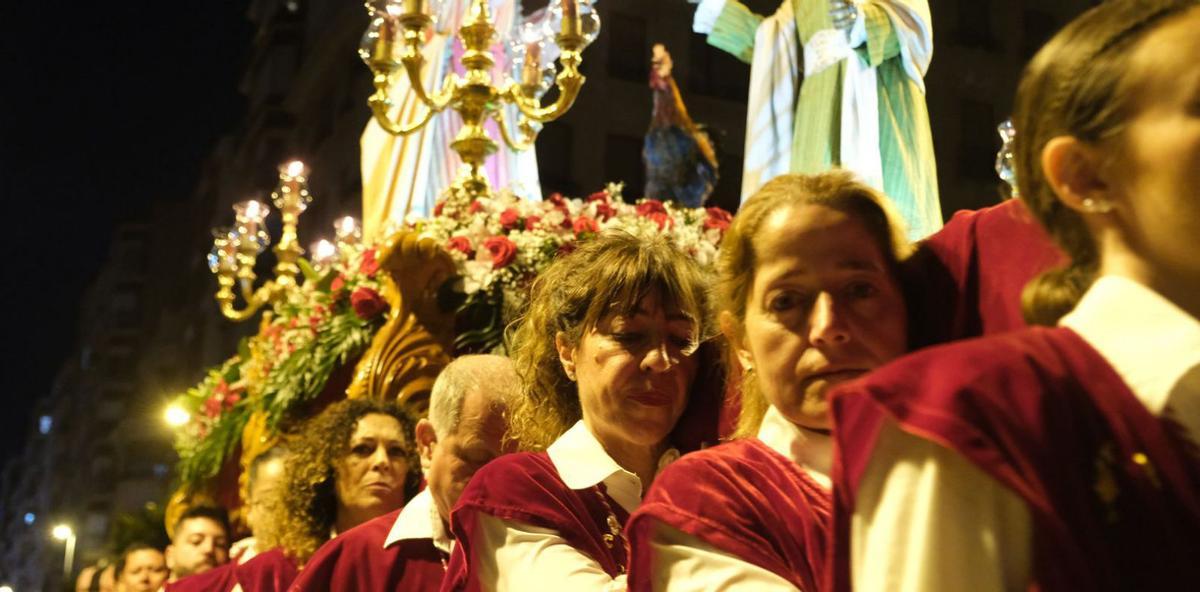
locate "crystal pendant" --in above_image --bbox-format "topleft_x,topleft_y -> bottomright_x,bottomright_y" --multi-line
995,118 -> 1017,195
579,0 -> 601,48
359,16 -> 397,65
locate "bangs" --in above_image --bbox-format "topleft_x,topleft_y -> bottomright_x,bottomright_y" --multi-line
578,240 -> 704,336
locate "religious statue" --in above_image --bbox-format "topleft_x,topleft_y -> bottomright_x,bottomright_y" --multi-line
692,0 -> 942,239
643,44 -> 719,208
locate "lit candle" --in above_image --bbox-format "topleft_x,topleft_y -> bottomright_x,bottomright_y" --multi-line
309,239 -> 339,266
334,216 -> 361,242
561,0 -> 580,36
522,43 -> 541,87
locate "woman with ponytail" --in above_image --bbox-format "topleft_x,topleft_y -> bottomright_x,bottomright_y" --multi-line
829,1 -> 1200,589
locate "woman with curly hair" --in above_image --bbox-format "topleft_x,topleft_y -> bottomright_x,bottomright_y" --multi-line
442,230 -> 714,591
171,398 -> 420,592
830,1 -> 1200,589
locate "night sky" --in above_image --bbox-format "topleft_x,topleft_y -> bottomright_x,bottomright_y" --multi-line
0,3 -> 254,463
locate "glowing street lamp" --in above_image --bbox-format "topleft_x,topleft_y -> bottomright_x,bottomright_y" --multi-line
164,404 -> 191,427
51,523 -> 76,581
0,584 -> 15,592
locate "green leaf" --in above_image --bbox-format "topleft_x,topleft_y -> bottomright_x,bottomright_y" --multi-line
298,257 -> 320,284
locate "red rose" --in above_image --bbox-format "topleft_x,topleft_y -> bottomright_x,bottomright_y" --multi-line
204,396 -> 223,419
499,207 -> 522,230
223,392 -> 241,408
547,192 -> 566,207
703,207 -> 733,231
586,190 -> 608,203
433,200 -> 445,216
446,236 -> 474,257
557,241 -> 578,256
351,287 -> 388,319
647,211 -> 674,230
636,199 -> 667,216
330,274 -> 347,293
359,248 -> 380,276
308,315 -> 320,330
524,215 -> 541,230
483,235 -> 517,269
468,200 -> 485,214
573,216 -> 600,236
594,202 -> 616,221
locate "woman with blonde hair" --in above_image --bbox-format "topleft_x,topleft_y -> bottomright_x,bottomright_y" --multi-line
830,1 -> 1200,589
442,230 -> 714,591
625,170 -> 911,590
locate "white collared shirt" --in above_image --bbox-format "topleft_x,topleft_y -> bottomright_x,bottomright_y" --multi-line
473,421 -> 676,592
384,487 -> 453,555
646,406 -> 832,591
851,274 -> 1200,591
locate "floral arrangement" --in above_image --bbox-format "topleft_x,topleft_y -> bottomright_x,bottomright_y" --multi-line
171,243 -> 390,488
172,184 -> 732,487
412,182 -> 731,351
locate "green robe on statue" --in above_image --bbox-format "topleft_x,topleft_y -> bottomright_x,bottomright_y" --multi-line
697,0 -> 941,239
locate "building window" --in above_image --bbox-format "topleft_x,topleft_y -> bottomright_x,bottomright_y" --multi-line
607,11 -> 648,82
686,33 -> 750,101
38,416 -> 52,435
603,134 -> 646,200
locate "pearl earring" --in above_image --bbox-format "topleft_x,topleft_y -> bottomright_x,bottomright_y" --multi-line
1081,197 -> 1114,213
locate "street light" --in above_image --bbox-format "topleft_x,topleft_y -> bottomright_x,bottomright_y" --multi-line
0,584 -> 14,592
51,523 -> 76,582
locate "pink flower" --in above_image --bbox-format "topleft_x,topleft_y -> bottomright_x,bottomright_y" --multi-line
499,207 -> 522,230
359,248 -> 380,276
483,235 -> 518,269
351,287 -> 388,319
703,207 -> 733,231
636,199 -> 667,217
573,216 -> 600,236
446,236 -> 474,257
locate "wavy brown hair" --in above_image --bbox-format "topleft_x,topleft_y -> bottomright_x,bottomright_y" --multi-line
715,171 -> 910,438
258,399 -> 420,563
505,230 -> 714,451
1013,0 -> 1198,325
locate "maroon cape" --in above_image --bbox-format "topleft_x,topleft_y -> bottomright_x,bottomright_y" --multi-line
442,452 -> 628,591
233,549 -> 299,592
829,327 -> 1200,591
902,199 -> 1064,348
288,508 -> 446,591
164,562 -> 237,592
626,438 -> 830,591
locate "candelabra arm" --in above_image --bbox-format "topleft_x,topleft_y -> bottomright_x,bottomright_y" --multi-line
215,272 -> 275,322
505,48 -> 586,123
491,107 -> 538,152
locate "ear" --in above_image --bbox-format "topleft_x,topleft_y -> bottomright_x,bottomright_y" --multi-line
554,331 -> 577,381
1041,136 -> 1114,214
415,419 -> 438,473
719,310 -> 755,372
164,544 -> 176,570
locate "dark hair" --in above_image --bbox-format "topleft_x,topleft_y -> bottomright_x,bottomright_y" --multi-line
715,171 -> 909,437
262,398 -> 421,562
114,542 -> 162,577
172,505 -> 230,540
1014,0 -> 1199,324
505,230 -> 713,451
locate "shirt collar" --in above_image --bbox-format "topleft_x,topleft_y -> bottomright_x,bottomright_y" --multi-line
757,405 -> 833,489
547,420 -> 679,513
384,488 -> 452,553
1060,275 -> 1200,439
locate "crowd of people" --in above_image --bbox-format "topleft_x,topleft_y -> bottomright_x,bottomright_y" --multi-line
78,0 -> 1200,589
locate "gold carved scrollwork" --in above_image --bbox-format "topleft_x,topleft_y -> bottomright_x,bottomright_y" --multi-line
346,230 -> 457,414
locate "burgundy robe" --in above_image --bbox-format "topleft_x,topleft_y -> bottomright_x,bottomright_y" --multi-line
829,327 -> 1200,591
165,563 -> 237,592
902,199 -> 1064,347
442,452 -> 629,591
233,548 -> 299,592
626,439 -> 830,591
288,508 -> 446,591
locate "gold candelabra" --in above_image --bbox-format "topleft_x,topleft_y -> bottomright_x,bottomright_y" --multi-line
208,161 -> 362,321
361,0 -> 599,207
